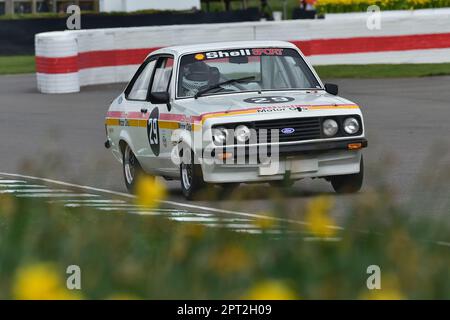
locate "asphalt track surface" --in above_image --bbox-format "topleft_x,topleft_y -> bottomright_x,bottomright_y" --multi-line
0,74 -> 449,225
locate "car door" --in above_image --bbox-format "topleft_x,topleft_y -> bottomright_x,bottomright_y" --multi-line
123,56 -> 158,174
146,55 -> 176,174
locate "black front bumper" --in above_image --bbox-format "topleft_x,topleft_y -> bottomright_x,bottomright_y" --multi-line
211,138 -> 367,158
277,138 -> 368,156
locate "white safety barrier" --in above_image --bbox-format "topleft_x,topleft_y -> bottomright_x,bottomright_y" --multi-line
35,9 -> 450,93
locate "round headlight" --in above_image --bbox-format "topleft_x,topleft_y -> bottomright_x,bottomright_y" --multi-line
343,117 -> 360,135
213,127 -> 228,144
323,119 -> 339,137
235,125 -> 251,143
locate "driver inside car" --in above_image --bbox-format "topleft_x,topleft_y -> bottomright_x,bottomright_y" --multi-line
180,61 -> 220,97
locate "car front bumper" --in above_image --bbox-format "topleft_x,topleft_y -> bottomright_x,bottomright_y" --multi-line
201,138 -> 367,183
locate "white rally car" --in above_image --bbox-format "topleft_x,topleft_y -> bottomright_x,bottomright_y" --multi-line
105,41 -> 367,199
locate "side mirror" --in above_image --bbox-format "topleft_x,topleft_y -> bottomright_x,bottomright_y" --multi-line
325,83 -> 339,96
149,91 -> 170,104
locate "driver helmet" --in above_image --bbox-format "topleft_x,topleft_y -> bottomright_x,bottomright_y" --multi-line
181,61 -> 210,94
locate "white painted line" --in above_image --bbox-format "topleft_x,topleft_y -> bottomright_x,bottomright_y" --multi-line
234,229 -> 263,234
0,184 -> 46,188
225,223 -> 262,229
206,223 -> 261,229
97,207 -> 181,212
0,180 -> 26,184
48,199 -> 127,204
128,210 -> 195,216
64,203 -> 145,208
17,193 -> 99,198
97,207 -> 141,211
170,217 -> 233,223
191,213 -> 214,217
169,217 -> 250,223
0,189 -> 70,194
0,172 -> 343,231
128,211 -> 164,216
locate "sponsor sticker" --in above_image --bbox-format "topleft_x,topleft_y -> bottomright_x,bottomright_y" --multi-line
195,53 -> 205,61
147,108 -> 160,156
203,48 -> 285,60
244,96 -> 295,104
257,105 -> 308,113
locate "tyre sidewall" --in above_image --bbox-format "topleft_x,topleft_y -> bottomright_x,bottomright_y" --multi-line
180,148 -> 205,200
123,145 -> 143,194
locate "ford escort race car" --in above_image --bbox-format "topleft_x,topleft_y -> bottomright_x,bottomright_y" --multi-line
105,41 -> 367,200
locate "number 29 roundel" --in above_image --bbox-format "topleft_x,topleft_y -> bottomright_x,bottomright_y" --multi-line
147,107 -> 160,156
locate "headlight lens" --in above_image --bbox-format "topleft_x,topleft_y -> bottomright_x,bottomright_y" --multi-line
323,119 -> 339,137
213,127 -> 228,144
235,125 -> 251,143
343,117 -> 360,135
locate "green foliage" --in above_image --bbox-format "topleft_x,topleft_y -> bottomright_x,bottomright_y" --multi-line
0,187 -> 449,299
315,0 -> 450,14
0,9 -> 193,20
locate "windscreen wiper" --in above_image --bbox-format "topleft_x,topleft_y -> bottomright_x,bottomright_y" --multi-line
194,76 -> 255,99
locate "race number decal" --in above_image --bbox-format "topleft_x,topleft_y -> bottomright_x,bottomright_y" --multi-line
243,96 -> 295,104
147,107 -> 160,156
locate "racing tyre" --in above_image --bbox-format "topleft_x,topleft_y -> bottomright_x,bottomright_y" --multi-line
180,149 -> 205,200
330,157 -> 364,194
123,144 -> 145,193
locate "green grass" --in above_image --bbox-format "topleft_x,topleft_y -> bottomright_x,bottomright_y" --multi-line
315,63 -> 450,79
1,55 -> 450,79
0,56 -> 35,75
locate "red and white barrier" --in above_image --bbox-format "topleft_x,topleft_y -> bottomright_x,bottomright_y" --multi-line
35,9 -> 450,93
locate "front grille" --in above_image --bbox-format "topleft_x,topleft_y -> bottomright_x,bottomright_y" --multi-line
254,117 -> 322,143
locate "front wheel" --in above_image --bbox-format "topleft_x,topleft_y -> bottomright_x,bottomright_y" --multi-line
180,149 -> 205,200
330,157 -> 364,194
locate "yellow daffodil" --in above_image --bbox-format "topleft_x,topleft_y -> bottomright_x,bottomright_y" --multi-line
244,280 -> 299,300
253,213 -> 276,230
359,273 -> 406,300
135,175 -> 167,209
13,263 -> 82,300
305,196 -> 337,238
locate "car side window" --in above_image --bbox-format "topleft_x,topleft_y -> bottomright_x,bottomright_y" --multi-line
151,57 -> 174,93
127,60 -> 156,101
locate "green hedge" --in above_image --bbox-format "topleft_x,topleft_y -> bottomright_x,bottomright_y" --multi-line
316,0 -> 450,14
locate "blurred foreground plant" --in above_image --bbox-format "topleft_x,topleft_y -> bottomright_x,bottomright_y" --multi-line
0,181 -> 449,299
13,263 -> 81,300
135,175 -> 167,209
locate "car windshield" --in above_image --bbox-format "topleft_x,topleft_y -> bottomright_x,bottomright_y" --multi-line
177,47 -> 321,98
